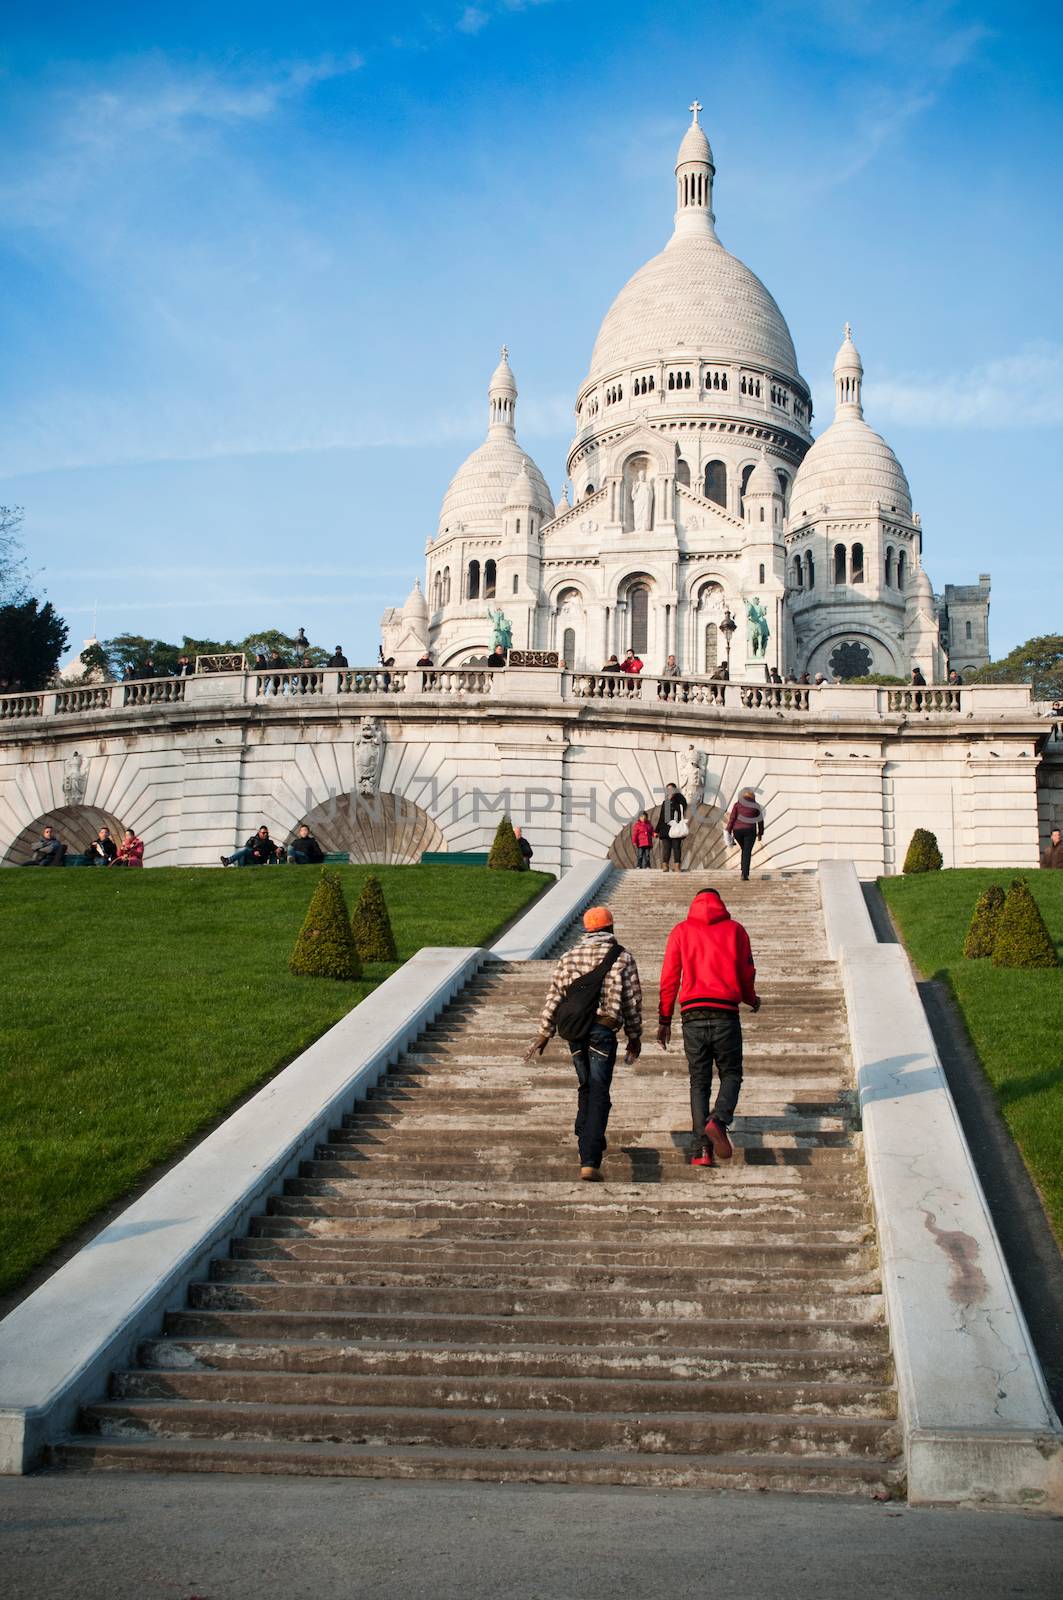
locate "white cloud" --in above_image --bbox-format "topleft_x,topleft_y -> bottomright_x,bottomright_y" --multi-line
813,343 -> 1063,429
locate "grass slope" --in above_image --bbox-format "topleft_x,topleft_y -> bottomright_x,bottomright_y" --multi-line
0,865 -> 550,1295
879,870 -> 1063,1240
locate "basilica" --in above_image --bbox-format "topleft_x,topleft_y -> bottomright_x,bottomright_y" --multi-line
382,105 -> 990,683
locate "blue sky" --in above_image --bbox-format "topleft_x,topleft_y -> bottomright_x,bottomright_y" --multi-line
1,0 -> 1060,661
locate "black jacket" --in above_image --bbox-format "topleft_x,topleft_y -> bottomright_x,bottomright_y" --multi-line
90,836 -> 117,862
290,833 -> 324,863
245,834 -> 278,863
655,792 -> 688,839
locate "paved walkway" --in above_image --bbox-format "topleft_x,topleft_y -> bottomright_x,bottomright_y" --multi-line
1,1473 -> 1059,1599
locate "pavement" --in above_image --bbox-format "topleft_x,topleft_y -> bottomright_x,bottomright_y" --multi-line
1,1473 -> 1059,1599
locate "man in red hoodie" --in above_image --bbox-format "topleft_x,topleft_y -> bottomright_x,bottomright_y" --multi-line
657,888 -> 760,1166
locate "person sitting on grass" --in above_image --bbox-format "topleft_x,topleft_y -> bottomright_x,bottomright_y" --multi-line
88,827 -> 117,867
221,825 -> 279,868
287,824 -> 324,865
21,825 -> 65,866
113,829 -> 144,867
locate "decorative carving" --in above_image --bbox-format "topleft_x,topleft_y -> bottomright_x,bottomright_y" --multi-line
746,596 -> 770,658
632,471 -> 654,531
355,717 -> 384,797
508,650 -> 560,668
679,744 -> 705,808
487,608 -> 513,651
197,652 -> 247,674
62,750 -> 87,806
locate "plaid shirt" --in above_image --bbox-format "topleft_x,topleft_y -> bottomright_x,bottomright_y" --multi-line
538,932 -> 643,1043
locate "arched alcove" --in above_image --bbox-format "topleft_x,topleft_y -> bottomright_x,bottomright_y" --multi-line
3,804 -> 126,866
292,793 -> 445,865
607,802 -> 730,871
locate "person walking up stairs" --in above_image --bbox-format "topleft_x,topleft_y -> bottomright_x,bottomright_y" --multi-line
525,905 -> 642,1180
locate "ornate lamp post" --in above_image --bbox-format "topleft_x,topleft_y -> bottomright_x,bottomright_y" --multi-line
719,607 -> 736,677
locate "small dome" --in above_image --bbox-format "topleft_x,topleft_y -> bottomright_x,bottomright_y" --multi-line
489,345 -> 516,396
505,458 -> 539,508
676,119 -> 712,168
402,580 -> 428,620
440,437 -> 553,530
789,417 -> 911,518
554,483 -> 571,518
746,457 -> 778,496
907,562 -> 935,608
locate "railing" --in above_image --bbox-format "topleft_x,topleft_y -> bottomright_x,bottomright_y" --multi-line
0,671 -> 1039,727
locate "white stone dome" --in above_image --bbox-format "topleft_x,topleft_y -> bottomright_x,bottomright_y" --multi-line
746,456 -> 778,496
439,437 -> 552,531
584,235 -> 803,387
788,416 -> 912,518
402,580 -> 428,621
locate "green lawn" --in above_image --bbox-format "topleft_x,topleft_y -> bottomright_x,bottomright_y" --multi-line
879,870 -> 1063,1240
0,865 -> 551,1296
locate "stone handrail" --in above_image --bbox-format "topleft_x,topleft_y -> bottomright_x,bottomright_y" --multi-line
0,670 -> 1037,725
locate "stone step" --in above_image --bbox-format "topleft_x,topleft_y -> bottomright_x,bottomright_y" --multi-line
230,1236 -> 876,1269
295,1149 -> 862,1182
51,1433 -> 903,1496
187,1281 -> 885,1323
342,1106 -> 856,1131
163,1307 -> 890,1354
249,1216 -> 875,1246
322,1125 -> 855,1151
109,1367 -> 897,1419
269,1186 -> 870,1218
139,1336 -> 894,1386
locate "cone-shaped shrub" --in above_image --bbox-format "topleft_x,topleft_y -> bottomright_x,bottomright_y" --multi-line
991,877 -> 1059,970
352,874 -> 398,962
902,828 -> 943,874
488,815 -> 524,870
962,884 -> 1006,959
289,868 -> 362,980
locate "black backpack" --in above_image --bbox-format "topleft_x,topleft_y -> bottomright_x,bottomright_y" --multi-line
554,941 -> 625,1043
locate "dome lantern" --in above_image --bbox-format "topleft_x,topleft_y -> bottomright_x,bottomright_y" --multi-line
834,322 -> 864,419
488,344 -> 517,436
673,100 -> 718,242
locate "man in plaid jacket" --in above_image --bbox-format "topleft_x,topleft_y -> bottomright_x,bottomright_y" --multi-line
525,906 -> 642,1181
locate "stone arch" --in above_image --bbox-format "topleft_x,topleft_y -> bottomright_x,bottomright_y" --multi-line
607,800 -> 730,870
292,792 -> 445,865
2,803 -> 126,866
438,639 -> 491,667
805,627 -> 899,678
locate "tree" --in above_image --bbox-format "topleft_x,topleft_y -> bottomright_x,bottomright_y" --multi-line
967,634 -> 1063,703
991,878 -> 1059,970
902,828 -> 943,874
240,629 -> 327,666
103,634 -> 182,678
962,884 -> 1005,959
351,875 -> 398,962
0,505 -> 28,604
0,596 -> 69,690
488,815 -> 525,870
289,869 -> 362,980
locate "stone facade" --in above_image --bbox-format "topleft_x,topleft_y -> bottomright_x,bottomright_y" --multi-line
397,108 -> 990,682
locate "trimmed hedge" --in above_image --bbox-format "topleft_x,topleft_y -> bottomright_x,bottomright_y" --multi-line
488,815 -> 525,871
903,828 -> 943,874
352,874 -> 398,962
962,884 -> 1005,959
991,877 -> 1060,970
289,868 -> 362,980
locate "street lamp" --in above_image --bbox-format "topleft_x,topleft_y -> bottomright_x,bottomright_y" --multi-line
719,608 -> 736,678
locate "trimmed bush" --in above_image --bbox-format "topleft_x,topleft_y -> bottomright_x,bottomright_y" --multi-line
289,868 -> 362,980
962,884 -> 1006,959
903,828 -> 943,874
488,815 -> 525,871
991,877 -> 1060,970
352,874 -> 398,962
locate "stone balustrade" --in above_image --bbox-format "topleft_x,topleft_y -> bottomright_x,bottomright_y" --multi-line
0,669 -> 1037,725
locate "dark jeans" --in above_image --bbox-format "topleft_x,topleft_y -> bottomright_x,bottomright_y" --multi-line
636,845 -> 652,868
569,1022 -> 618,1167
661,835 -> 683,866
681,1008 -> 743,1138
734,828 -> 757,880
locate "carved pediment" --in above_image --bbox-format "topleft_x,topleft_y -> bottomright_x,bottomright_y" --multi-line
674,483 -> 746,536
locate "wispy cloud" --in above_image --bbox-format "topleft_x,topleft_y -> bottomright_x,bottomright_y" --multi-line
813,343 -> 1063,430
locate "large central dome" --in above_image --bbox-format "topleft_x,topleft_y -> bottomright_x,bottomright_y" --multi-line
587,234 -> 801,385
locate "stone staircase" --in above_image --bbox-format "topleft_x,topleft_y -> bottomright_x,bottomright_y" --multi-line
54,869 -> 903,1494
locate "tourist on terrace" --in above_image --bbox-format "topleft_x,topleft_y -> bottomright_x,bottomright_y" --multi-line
221,826 -> 279,868
597,654 -> 621,697
113,828 -> 144,867
142,658 -> 157,679
769,667 -> 782,685
287,824 -> 324,865
88,827 -> 117,867
21,825 -> 65,866
621,648 -> 643,674
655,782 -> 689,873
487,644 -> 508,669
631,811 -> 654,868
1041,827 -> 1063,869
657,887 -> 760,1168
524,904 -> 642,1182
513,825 -> 534,870
658,653 -> 681,700
173,656 -> 194,677
328,646 -> 349,668
253,650 -> 268,673
725,788 -> 765,882
910,666 -> 927,686
948,669 -> 963,687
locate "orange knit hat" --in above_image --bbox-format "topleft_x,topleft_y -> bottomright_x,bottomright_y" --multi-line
583,905 -> 614,932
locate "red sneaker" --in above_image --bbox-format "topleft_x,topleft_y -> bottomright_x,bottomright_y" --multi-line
705,1118 -> 734,1160
690,1148 -> 715,1168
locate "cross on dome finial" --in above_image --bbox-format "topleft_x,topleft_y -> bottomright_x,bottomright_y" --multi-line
500,344 -> 508,361
689,100 -> 702,124
843,321 -> 852,341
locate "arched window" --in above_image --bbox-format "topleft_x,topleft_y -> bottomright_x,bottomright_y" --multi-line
834,544 -> 847,584
442,566 -> 451,604
806,551 -> 815,589
704,622 -> 718,671
704,460 -> 727,507
759,563 -> 766,584
776,471 -> 789,506
966,619 -> 973,640
483,559 -> 496,598
793,559 -> 803,588
466,560 -> 480,601
676,458 -> 691,487
739,463 -> 756,514
512,574 -> 519,595
584,482 -> 595,497
885,547 -> 895,586
629,585 -> 649,655
562,627 -> 576,668
851,543 -> 865,584
432,572 -> 442,610
515,518 -> 520,535
897,550 -> 907,590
